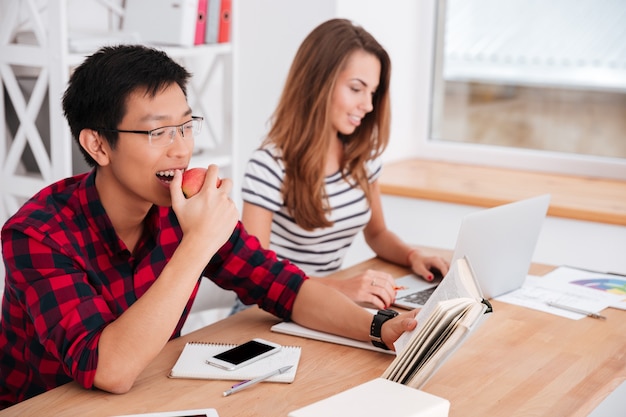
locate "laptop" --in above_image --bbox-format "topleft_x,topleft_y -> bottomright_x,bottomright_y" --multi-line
393,194 -> 551,310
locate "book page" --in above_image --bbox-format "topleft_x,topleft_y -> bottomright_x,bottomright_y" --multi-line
399,302 -> 475,384
394,257 -> 481,353
383,298 -> 473,383
383,303 -> 449,381
405,302 -> 485,388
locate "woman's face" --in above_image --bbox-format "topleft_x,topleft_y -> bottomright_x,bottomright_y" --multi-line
329,49 -> 381,136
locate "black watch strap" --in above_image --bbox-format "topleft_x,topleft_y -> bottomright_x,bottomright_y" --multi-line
370,309 -> 399,350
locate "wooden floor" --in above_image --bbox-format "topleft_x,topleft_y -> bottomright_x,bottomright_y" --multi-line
437,83 -> 626,159
378,158 -> 626,226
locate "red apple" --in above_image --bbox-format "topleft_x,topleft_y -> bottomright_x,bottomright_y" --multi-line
181,168 -> 206,198
181,168 -> 222,198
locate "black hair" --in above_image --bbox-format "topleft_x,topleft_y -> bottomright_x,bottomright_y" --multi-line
62,44 -> 191,166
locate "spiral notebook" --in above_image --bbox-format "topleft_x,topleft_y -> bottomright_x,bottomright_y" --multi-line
169,342 -> 301,383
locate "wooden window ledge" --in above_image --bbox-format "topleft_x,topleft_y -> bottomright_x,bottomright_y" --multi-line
379,159 -> 626,226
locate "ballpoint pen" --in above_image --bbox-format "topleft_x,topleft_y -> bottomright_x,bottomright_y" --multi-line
562,264 -> 626,277
546,301 -> 606,320
223,365 -> 293,397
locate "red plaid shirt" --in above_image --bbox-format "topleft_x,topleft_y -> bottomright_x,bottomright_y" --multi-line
0,170 -> 306,408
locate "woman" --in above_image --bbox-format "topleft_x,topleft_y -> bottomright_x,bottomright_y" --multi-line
236,19 -> 448,312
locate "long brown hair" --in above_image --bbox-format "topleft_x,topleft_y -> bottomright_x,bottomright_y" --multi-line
264,18 -> 391,230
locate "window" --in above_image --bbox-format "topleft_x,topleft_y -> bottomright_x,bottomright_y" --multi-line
416,0 -> 626,180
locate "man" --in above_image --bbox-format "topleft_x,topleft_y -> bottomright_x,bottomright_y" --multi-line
0,45 -> 417,408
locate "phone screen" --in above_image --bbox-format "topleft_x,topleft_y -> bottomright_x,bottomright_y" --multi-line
213,340 -> 276,365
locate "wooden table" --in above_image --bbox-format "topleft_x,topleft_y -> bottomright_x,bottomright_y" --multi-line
2,254 -> 624,417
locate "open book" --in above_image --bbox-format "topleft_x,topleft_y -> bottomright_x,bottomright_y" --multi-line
382,256 -> 492,388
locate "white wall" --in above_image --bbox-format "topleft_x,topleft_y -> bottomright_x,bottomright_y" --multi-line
233,0 -> 421,203
233,0 -> 337,204
335,0 -> 424,164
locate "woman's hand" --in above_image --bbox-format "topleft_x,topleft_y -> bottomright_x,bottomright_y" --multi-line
407,250 -> 450,282
319,269 -> 397,309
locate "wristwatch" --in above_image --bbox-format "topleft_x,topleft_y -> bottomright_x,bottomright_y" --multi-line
369,309 -> 399,350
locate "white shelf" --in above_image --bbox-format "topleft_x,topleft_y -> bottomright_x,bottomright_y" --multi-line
66,38 -> 233,66
159,42 -> 232,59
190,152 -> 232,169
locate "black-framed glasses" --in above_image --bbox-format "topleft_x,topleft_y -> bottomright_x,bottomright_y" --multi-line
96,116 -> 203,147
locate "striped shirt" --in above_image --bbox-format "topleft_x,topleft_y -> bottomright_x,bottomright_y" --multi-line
242,146 -> 382,276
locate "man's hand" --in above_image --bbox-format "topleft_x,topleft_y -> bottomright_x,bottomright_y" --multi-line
170,164 -> 239,262
381,309 -> 418,351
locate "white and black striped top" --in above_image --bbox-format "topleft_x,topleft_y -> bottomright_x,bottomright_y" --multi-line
242,146 -> 382,276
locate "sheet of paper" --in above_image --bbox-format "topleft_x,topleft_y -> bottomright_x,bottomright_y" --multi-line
548,266 -> 626,310
496,266 -> 625,319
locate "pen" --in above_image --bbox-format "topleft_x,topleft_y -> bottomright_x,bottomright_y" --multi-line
562,264 -> 626,277
223,365 -> 293,397
546,301 -> 606,320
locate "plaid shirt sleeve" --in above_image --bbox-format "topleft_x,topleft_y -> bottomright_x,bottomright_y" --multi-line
204,222 -> 308,320
1,226 -> 107,401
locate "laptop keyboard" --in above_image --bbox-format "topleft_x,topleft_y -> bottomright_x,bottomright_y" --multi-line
396,286 -> 438,305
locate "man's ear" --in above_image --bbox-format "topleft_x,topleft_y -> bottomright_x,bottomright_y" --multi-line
79,129 -> 110,166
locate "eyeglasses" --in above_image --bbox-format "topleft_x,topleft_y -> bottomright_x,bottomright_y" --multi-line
97,116 -> 203,147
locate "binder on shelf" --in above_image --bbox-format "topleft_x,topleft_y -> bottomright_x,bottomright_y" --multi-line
205,0 -> 221,44
195,0 -> 208,45
218,0 -> 232,43
123,0 -> 198,47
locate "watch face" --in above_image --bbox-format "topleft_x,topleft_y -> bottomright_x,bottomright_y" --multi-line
382,309 -> 399,318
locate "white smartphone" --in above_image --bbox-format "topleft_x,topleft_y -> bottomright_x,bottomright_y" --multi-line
206,338 -> 282,371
